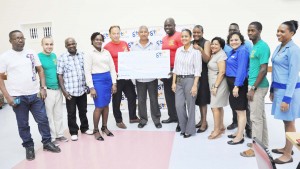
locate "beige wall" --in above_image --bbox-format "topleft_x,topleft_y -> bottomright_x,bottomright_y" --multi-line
1,0 -> 300,55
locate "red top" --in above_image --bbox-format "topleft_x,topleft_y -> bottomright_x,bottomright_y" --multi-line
162,31 -> 183,68
104,41 -> 129,72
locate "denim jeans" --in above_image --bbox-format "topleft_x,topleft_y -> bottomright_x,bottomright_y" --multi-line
12,93 -> 51,148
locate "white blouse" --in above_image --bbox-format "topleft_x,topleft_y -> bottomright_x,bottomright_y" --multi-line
84,47 -> 117,88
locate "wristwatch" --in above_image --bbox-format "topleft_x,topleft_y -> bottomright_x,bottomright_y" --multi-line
250,86 -> 257,91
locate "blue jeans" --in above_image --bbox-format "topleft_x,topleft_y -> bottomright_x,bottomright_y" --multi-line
12,93 -> 51,148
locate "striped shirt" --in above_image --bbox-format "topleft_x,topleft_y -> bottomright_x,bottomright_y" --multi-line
173,46 -> 202,76
130,41 -> 159,83
57,51 -> 87,96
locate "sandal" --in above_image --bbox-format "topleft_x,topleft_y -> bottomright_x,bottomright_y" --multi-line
101,126 -> 114,137
93,129 -> 104,141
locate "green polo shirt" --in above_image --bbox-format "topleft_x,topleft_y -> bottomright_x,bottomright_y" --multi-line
248,40 -> 270,88
38,52 -> 59,89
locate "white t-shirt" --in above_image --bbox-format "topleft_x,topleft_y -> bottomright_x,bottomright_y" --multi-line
0,49 -> 41,96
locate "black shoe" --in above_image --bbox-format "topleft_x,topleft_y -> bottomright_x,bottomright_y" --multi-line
195,121 -> 202,128
162,118 -> 178,123
245,129 -> 252,139
43,142 -> 61,153
227,134 -> 236,138
155,123 -> 162,129
175,124 -> 181,132
25,146 -> 35,161
184,134 -> 192,138
272,149 -> 294,155
180,132 -> 184,136
138,123 -> 146,128
101,126 -> 114,136
227,138 -> 245,145
227,123 -> 238,130
197,124 -> 208,133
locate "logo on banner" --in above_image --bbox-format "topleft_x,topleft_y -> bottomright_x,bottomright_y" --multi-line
156,40 -> 162,46
127,42 -> 134,49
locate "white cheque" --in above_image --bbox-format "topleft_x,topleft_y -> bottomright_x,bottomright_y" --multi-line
118,50 -> 170,79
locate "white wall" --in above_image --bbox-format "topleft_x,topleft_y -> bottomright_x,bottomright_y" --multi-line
1,0 -> 300,54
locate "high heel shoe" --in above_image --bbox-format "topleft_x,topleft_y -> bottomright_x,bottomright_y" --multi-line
101,126 -> 114,136
93,129 -> 104,141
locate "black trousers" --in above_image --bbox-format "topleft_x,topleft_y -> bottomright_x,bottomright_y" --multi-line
161,77 -> 178,121
66,93 -> 89,135
112,79 -> 137,123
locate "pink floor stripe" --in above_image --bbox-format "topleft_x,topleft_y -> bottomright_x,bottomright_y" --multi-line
13,130 -> 175,169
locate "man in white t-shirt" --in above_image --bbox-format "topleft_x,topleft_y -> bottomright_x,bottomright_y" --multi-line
0,30 -> 61,161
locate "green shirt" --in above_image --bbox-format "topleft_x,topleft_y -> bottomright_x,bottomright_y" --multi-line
248,40 -> 270,88
38,52 -> 59,89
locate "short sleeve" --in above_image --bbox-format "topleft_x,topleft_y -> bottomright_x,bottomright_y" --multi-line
34,53 -> 42,67
259,44 -> 270,65
217,52 -> 227,63
0,54 -> 6,73
57,56 -> 64,74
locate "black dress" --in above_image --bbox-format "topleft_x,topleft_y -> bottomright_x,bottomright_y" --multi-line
193,38 -> 210,106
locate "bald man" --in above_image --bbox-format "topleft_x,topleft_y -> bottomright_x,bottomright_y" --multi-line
57,38 -> 93,141
161,18 -> 183,132
38,37 -> 68,145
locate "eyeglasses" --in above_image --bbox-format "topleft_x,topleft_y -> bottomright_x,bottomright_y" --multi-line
12,37 -> 26,41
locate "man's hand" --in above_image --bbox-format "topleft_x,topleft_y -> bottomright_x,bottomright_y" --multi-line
40,89 -> 47,100
6,96 -> 16,107
62,91 -> 72,100
247,89 -> 255,101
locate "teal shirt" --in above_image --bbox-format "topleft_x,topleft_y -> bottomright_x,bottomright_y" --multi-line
248,40 -> 270,88
38,52 -> 59,89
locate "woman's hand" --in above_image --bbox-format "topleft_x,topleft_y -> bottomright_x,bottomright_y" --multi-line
211,87 -> 217,96
269,93 -> 274,102
90,88 -> 97,98
190,85 -> 198,97
233,86 -> 239,98
280,102 -> 289,112
112,84 -> 117,94
172,83 -> 176,93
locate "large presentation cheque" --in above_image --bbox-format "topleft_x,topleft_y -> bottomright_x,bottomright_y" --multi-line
118,50 -> 170,79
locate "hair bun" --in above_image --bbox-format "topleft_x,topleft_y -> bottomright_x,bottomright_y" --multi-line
290,20 -> 298,31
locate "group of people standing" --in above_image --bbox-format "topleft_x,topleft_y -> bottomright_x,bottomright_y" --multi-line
0,18 -> 299,166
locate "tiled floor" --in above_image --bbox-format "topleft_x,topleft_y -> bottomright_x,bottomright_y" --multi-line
0,103 -> 299,169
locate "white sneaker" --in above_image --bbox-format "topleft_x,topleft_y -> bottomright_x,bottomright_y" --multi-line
71,135 -> 78,141
82,130 -> 93,135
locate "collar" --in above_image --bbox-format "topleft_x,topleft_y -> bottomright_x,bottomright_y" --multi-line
180,45 -> 193,52
92,46 -> 104,53
135,40 -> 152,48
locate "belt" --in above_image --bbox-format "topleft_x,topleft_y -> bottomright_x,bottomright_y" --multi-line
271,82 -> 300,89
47,87 -> 59,90
177,75 -> 194,78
